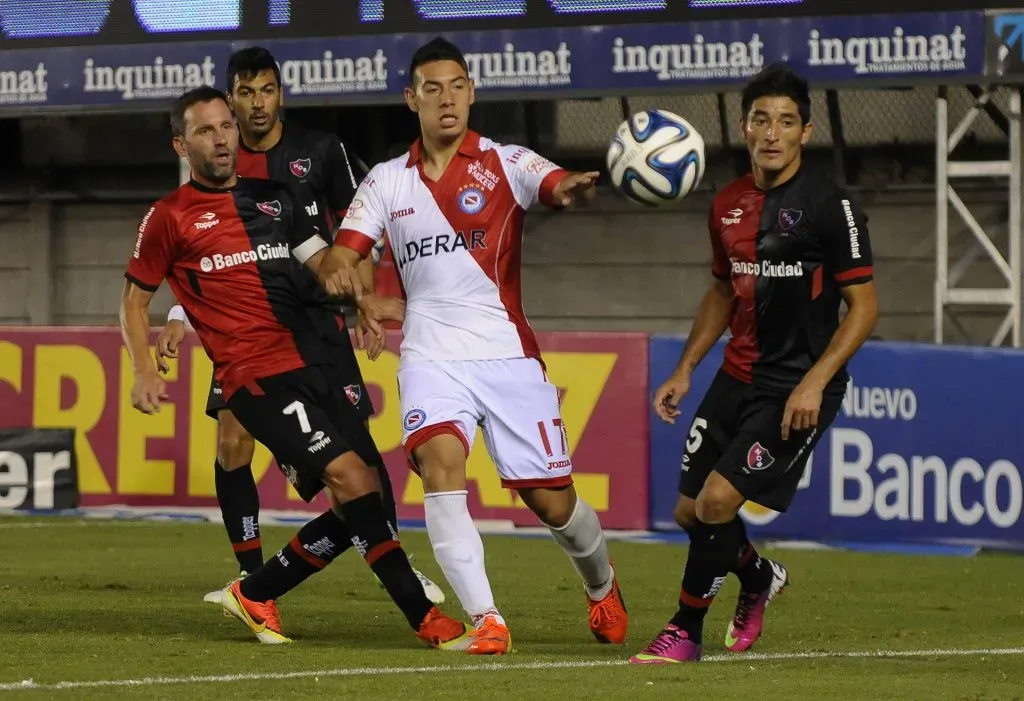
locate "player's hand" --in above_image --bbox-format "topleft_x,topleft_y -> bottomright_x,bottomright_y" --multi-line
553,171 -> 599,207
357,295 -> 404,361
781,380 -> 823,441
319,254 -> 364,301
354,308 -> 386,361
131,370 -> 168,415
653,372 -> 691,424
155,320 -> 186,374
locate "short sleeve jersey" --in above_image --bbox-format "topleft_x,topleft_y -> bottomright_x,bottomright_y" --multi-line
335,130 -> 568,362
125,179 -> 330,399
708,166 -> 875,394
237,123 -> 361,313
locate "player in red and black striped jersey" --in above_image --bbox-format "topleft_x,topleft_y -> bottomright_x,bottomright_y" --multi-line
121,87 -> 467,649
632,65 -> 879,664
155,48 -> 443,606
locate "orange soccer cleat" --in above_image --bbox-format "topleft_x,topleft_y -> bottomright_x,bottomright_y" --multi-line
466,613 -> 512,655
416,606 -> 472,651
587,572 -> 629,645
218,580 -> 290,644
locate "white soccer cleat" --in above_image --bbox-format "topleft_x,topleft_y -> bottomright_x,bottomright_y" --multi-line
374,564 -> 446,605
414,566 -> 446,606
203,571 -> 247,606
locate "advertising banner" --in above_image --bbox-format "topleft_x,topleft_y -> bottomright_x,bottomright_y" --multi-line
0,1 -> 991,49
0,328 -> 649,529
649,337 -> 1024,549
0,11 -> 986,114
985,9 -> 1024,81
0,427 -> 78,510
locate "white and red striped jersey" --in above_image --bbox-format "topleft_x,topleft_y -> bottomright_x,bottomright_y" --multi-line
336,130 -> 567,362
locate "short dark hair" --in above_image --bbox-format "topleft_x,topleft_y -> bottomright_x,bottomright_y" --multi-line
408,37 -> 468,85
226,46 -> 281,92
741,63 -> 811,125
171,86 -> 229,137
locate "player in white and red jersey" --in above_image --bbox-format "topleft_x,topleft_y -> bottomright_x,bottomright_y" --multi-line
317,37 -> 629,655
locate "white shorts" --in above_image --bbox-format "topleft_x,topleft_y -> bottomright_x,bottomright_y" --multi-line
398,357 -> 574,489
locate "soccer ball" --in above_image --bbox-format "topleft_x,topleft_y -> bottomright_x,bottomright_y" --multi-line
606,109 -> 706,206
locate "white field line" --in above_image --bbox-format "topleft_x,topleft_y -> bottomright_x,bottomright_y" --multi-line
2,647 -> 1022,692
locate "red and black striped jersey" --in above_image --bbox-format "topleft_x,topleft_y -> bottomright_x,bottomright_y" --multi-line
125,179 -> 330,400
237,123 -> 360,311
709,166 -> 874,395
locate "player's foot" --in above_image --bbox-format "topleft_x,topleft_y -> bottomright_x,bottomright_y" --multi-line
416,606 -> 472,651
216,580 -> 290,644
202,571 -> 247,606
587,571 -> 629,644
374,562 -> 446,605
725,559 -> 789,653
466,612 -> 511,655
629,625 -> 701,664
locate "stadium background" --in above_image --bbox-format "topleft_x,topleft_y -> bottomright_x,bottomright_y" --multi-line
0,0 -> 1022,552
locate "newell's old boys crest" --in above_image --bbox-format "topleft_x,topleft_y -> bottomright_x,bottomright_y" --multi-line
257,200 -> 282,217
746,442 -> 775,471
344,384 -> 362,406
778,208 -> 802,230
289,158 -> 311,178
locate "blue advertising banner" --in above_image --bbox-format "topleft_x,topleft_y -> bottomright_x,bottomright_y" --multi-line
0,10 -> 986,113
648,337 -> 1024,550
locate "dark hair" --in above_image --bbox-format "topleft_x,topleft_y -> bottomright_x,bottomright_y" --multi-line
170,86 -> 230,137
741,63 -> 811,125
226,46 -> 281,92
408,37 -> 468,85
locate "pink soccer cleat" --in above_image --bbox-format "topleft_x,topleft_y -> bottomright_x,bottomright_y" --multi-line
629,624 -> 701,664
724,559 -> 789,653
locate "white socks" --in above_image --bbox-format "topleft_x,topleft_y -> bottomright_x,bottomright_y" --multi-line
424,490 -> 501,623
547,498 -> 614,601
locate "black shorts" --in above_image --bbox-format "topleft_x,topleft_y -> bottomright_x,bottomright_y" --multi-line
678,369 -> 841,513
226,365 -> 384,503
206,307 -> 374,421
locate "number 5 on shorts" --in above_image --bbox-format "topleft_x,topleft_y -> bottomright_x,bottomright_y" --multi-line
283,400 -> 312,434
686,417 -> 708,454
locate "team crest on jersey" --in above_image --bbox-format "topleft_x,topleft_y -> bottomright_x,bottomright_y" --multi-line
404,408 -> 426,431
746,442 -> 775,471
458,186 -> 485,214
289,158 -> 311,178
778,208 -> 803,230
257,200 -> 282,217
344,384 -> 362,406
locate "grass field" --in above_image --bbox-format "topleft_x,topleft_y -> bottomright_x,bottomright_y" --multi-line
1,516 -> 1022,700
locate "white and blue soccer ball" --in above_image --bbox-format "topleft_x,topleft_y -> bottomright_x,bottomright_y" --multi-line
606,109 -> 706,206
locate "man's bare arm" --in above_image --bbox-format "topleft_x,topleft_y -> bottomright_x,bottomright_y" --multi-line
358,255 -> 375,294
119,281 -> 158,377
672,278 -> 734,378
120,281 -> 169,414
802,281 -> 878,390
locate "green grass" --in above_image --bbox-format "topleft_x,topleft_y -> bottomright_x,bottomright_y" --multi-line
1,516 -> 1022,700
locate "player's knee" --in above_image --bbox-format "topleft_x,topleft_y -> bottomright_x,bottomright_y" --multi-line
322,452 -> 381,501
674,497 -> 698,529
216,415 -> 256,469
412,433 -> 468,492
519,485 -> 576,528
694,492 -> 736,525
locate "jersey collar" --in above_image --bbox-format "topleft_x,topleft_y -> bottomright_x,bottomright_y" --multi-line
406,130 -> 483,168
189,178 -> 237,194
